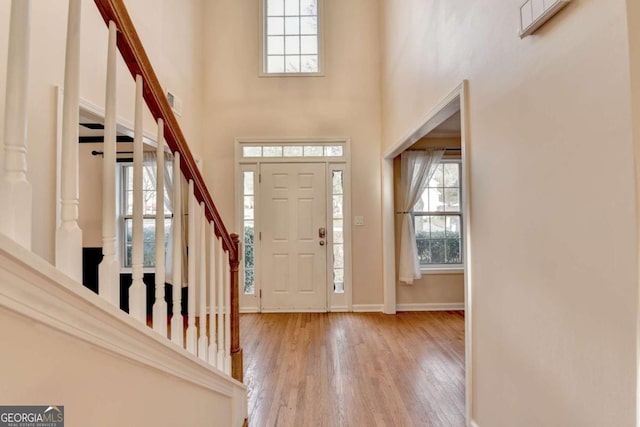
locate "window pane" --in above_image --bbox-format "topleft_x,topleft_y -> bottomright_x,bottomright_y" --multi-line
285,35 -> 300,54
446,216 -> 461,239
325,145 -> 342,157
430,239 -> 445,263
267,36 -> 284,54
244,196 -> 254,220
243,171 -> 254,195
417,239 -> 430,264
125,219 -> 133,243
332,195 -> 343,219
283,146 -> 303,156
428,164 -> 444,187
125,166 -> 133,191
284,0 -> 299,15
267,17 -> 284,35
143,190 -> 156,216
267,55 -> 285,73
300,0 -> 317,15
444,163 -> 460,187
125,245 -> 132,267
285,17 -> 300,34
446,240 -> 461,264
285,56 -> 301,72
414,189 -> 427,212
143,242 -> 155,266
244,220 -> 254,244
428,187 -> 444,211
244,244 -> 254,269
304,145 -> 323,156
301,55 -> 318,72
126,190 -> 133,215
444,188 -> 460,212
300,16 -> 317,34
243,146 -> 262,157
334,268 -> 344,293
263,146 -> 283,157
267,0 -> 284,16
431,216 -> 445,239
415,216 -> 429,238
332,170 -> 343,194
300,36 -> 317,54
333,219 -> 343,243
244,268 -> 255,294
333,244 -> 344,268
143,219 -> 155,242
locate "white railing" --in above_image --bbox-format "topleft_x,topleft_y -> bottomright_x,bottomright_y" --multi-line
0,0 -> 241,380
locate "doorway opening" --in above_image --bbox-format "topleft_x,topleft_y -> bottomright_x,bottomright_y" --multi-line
381,82 -> 472,422
235,139 -> 352,313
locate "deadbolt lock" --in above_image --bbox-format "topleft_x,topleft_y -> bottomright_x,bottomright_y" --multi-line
319,227 -> 326,238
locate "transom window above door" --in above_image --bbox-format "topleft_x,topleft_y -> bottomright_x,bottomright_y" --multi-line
240,142 -> 344,159
262,0 -> 322,75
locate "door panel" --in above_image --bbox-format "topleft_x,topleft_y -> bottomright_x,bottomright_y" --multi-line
260,163 -> 327,311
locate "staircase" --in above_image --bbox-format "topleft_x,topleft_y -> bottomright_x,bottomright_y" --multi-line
0,0 -> 246,425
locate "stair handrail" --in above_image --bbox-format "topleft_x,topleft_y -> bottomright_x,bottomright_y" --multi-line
92,0 -> 243,382
92,0 -> 237,261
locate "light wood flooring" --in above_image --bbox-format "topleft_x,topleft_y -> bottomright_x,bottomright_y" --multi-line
240,311 -> 465,427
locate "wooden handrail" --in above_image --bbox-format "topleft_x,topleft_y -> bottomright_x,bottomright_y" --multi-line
92,0 -> 238,263
92,0 -> 242,382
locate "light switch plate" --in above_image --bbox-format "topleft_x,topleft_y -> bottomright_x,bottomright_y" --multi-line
354,216 -> 364,226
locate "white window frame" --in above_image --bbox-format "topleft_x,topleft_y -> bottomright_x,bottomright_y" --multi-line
235,138 -> 352,312
119,162 -> 172,274
259,0 -> 325,77
413,159 -> 464,274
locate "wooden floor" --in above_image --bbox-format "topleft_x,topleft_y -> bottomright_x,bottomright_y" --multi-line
240,311 -> 465,427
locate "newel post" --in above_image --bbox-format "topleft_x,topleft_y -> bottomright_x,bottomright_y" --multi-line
229,233 -> 243,382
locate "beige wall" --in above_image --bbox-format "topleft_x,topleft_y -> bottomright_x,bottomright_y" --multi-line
381,0 -> 637,425
0,307 -> 232,427
0,0 -> 205,263
201,0 -> 383,306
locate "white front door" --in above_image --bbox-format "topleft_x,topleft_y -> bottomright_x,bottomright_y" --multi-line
260,162 -> 327,311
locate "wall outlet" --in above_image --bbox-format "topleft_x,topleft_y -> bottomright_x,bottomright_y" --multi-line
166,90 -> 183,116
354,216 -> 365,226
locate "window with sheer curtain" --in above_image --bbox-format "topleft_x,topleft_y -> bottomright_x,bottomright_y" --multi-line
413,161 -> 463,267
263,0 -> 321,74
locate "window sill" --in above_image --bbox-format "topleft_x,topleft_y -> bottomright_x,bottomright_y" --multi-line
120,267 -> 157,275
258,71 -> 325,78
420,266 -> 464,275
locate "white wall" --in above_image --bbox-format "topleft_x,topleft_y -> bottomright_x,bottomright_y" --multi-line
381,0 -> 637,425
0,0 -> 205,263
201,0 -> 383,306
0,307 -> 233,427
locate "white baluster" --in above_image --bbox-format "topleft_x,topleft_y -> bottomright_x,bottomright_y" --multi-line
170,153 -> 183,347
186,180 -> 197,354
55,0 -> 82,281
224,249 -> 232,375
129,75 -> 146,323
0,0 -> 31,249
208,226 -> 218,365
198,202 -> 208,361
153,119 -> 167,336
216,237 -> 225,370
98,20 -> 120,306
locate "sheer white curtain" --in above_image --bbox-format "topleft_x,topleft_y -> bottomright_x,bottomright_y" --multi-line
398,149 -> 444,284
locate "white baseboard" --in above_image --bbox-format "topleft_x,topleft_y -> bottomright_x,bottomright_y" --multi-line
470,421 -> 479,427
329,306 -> 349,312
260,308 -> 328,313
352,304 -> 384,312
239,307 -> 259,313
396,302 -> 465,312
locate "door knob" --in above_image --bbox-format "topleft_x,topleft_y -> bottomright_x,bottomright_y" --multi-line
319,240 -> 325,246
